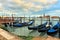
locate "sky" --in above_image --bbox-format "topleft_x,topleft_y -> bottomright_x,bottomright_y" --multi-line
0,0 -> 60,17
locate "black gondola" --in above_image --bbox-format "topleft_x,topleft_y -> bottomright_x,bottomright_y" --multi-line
2,20 -> 34,27
28,22 -> 47,30
47,28 -> 57,35
28,25 -> 40,30
47,22 -> 60,35
38,22 -> 52,32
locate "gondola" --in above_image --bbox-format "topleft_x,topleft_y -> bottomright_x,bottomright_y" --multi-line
28,25 -> 40,30
38,22 -> 52,32
47,22 -> 60,35
47,28 -> 57,35
28,22 -> 47,30
2,20 -> 34,27
13,20 -> 34,27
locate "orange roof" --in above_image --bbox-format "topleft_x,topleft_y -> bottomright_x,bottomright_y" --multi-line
43,15 -> 50,18
51,16 -> 59,18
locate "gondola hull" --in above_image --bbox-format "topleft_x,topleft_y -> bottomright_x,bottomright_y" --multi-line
2,20 -> 34,27
38,27 -> 50,32
38,22 -> 51,32
28,27 -> 38,30
28,25 -> 40,30
47,31 -> 57,35
47,29 -> 57,35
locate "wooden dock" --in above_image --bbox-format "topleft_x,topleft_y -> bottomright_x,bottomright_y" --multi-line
0,17 -> 14,24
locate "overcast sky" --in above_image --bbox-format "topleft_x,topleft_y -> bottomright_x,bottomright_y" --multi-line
0,0 -> 60,17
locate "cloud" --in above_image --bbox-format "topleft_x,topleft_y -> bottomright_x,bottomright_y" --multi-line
47,10 -> 60,13
45,10 -> 60,16
32,0 -> 57,5
0,0 -> 58,17
0,3 -> 2,6
0,2 -> 3,9
0,7 -> 17,15
0,0 -> 58,11
13,0 -> 58,12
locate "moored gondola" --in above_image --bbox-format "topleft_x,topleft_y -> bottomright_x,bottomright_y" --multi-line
47,16 -> 60,35
47,28 -> 57,35
47,22 -> 60,35
38,22 -> 52,32
28,25 -> 40,30
28,21 -> 48,30
2,20 -> 34,27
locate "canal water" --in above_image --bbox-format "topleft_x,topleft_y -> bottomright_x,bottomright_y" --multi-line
6,17 -> 59,38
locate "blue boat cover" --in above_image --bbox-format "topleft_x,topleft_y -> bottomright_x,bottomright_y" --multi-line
13,23 -> 23,27
13,20 -> 34,27
28,21 -> 34,25
53,22 -> 60,28
48,29 -> 57,32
